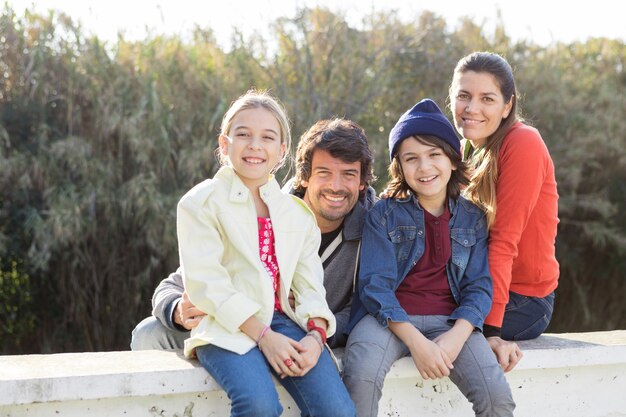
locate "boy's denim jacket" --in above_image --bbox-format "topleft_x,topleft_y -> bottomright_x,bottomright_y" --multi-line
346,193 -> 492,334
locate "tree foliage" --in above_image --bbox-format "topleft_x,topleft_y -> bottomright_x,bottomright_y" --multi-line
1,5 -> 624,353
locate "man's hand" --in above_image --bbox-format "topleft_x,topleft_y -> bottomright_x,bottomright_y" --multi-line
288,290 -> 296,310
174,292 -> 206,330
487,336 -> 523,372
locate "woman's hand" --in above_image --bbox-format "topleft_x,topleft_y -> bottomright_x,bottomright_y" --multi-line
487,336 -> 523,372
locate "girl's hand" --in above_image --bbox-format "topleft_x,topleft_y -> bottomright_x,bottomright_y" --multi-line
293,334 -> 323,376
258,329 -> 306,378
409,337 -> 454,380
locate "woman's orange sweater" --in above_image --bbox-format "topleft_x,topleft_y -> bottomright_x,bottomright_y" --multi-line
485,121 -> 560,327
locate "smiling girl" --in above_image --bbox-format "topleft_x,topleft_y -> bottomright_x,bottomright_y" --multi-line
176,90 -> 355,417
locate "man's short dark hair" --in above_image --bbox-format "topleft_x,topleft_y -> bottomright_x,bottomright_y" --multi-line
293,119 -> 374,197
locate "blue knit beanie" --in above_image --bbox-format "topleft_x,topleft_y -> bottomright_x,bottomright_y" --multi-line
388,98 -> 460,161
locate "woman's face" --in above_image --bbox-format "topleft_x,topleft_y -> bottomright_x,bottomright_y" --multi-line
451,70 -> 513,147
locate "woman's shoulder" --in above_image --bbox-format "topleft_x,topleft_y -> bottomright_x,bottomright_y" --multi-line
503,122 -> 547,151
500,121 -> 552,166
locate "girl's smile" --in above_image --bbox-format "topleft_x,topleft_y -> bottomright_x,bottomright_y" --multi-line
219,107 -> 285,190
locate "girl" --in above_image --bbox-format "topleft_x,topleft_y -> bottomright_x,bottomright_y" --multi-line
343,99 -> 514,417
450,52 -> 559,371
177,90 -> 355,417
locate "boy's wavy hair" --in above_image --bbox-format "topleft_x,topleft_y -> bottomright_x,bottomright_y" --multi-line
293,118 -> 374,198
386,135 -> 469,200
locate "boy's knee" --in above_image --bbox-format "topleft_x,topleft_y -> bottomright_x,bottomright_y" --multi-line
472,384 -> 515,417
343,341 -> 387,386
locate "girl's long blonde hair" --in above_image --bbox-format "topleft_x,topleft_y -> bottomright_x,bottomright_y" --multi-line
449,52 -> 519,228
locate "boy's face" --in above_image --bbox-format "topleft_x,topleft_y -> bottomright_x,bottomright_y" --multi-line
302,149 -> 364,233
397,137 -> 455,214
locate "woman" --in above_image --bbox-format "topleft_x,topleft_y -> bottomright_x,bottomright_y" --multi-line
449,51 -> 560,371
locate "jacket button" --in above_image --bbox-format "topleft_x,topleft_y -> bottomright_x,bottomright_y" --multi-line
464,240 -> 468,244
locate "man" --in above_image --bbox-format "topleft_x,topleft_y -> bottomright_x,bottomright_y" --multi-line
131,118 -> 376,350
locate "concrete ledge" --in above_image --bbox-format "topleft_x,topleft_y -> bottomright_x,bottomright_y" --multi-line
1,331 -> 625,416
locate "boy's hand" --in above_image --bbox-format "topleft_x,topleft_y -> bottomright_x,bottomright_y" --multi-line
409,337 -> 454,380
433,319 -> 473,363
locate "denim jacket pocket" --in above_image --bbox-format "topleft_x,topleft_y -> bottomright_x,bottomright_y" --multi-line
389,226 -> 417,262
450,228 -> 476,268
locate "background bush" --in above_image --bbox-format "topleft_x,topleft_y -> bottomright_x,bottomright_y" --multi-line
1,6 -> 624,353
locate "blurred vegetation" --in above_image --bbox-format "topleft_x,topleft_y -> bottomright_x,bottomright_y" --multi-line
0,5 -> 624,353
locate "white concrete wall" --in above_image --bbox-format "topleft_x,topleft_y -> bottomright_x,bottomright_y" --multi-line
1,331 -> 625,417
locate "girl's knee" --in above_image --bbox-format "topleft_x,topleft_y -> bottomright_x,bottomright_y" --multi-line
230,389 -> 282,417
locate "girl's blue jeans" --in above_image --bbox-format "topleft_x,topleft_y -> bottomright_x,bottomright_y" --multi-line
196,312 -> 356,417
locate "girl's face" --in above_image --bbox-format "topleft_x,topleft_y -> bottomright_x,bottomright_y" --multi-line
219,107 -> 285,190
398,137 -> 455,213
451,70 -> 513,147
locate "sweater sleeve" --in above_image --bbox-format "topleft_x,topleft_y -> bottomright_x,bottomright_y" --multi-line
151,267 -> 185,331
486,125 -> 551,327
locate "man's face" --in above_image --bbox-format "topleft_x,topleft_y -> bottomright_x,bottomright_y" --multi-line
302,149 -> 364,233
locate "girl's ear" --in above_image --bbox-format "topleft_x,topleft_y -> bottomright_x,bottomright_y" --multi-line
218,134 -> 229,156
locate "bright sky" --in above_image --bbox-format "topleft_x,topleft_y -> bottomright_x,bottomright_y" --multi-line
6,0 -> 626,47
